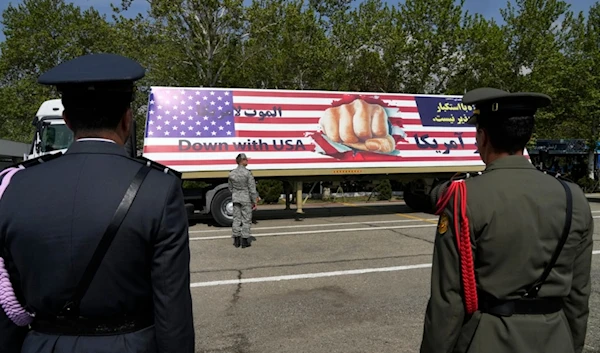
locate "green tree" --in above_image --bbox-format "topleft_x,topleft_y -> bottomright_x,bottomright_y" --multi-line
445,14 -> 513,94
256,179 -> 283,204
376,179 -> 392,200
391,0 -> 468,94
232,0 -> 333,90
331,0 -> 395,92
0,0 -> 144,142
500,0 -> 573,139
119,0 -> 246,88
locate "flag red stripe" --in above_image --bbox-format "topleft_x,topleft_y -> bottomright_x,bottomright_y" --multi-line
234,117 -> 318,124
143,143 -> 478,153
153,155 -> 483,166
226,103 -> 420,113
232,90 -> 421,101
235,130 -> 476,138
233,117 -> 414,125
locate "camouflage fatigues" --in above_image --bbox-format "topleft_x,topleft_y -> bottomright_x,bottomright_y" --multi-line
228,165 -> 259,238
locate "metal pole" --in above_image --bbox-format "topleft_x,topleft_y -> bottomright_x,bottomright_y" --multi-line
296,181 -> 304,214
295,181 -> 304,221
303,181 -> 318,204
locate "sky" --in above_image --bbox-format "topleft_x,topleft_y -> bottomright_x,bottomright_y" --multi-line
0,0 -> 596,42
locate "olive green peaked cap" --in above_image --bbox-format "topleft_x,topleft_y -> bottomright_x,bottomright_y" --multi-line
462,87 -> 552,125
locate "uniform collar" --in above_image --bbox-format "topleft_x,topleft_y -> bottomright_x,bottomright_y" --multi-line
484,155 -> 536,172
76,138 -> 116,144
65,139 -> 128,157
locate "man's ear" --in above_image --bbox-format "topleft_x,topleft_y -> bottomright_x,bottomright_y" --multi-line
477,126 -> 488,148
121,108 -> 133,134
63,111 -> 74,132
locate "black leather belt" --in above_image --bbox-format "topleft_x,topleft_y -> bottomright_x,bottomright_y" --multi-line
479,296 -> 563,317
31,314 -> 154,336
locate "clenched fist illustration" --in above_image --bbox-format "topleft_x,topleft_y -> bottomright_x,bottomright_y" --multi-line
319,98 -> 396,153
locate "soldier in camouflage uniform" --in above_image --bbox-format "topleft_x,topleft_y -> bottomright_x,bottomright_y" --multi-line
420,88 -> 593,353
228,153 -> 259,248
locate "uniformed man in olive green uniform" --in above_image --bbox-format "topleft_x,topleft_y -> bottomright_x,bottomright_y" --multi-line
420,88 -> 593,353
228,153 -> 259,248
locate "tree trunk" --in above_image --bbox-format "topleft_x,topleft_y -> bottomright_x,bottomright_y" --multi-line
588,149 -> 595,179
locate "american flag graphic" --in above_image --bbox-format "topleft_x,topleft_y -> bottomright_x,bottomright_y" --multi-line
142,87 -> 513,173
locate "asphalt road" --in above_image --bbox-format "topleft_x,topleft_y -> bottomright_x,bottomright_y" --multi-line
187,201 -> 600,353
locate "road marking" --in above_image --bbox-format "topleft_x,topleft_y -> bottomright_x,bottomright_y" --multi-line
192,217 -> 600,239
190,224 -> 436,240
395,212 -> 439,224
189,218 -> 438,233
190,263 -> 433,288
191,251 -> 600,288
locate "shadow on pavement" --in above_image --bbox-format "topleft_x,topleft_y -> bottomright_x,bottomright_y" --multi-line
190,202 -> 428,227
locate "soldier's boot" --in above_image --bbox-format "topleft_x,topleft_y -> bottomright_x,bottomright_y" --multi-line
241,237 -> 251,248
233,236 -> 241,248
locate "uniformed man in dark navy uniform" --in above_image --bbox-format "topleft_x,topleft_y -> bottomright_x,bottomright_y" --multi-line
420,88 -> 593,353
0,53 -> 195,353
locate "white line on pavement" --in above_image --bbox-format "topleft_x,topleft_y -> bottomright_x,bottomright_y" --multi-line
191,251 -> 600,288
192,217 -> 600,239
190,224 -> 436,240
189,218 -> 438,234
190,263 -> 433,288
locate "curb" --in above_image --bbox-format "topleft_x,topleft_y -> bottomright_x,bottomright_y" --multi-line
254,200 -> 406,211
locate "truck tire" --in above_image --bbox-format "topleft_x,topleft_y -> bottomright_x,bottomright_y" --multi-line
211,189 -> 234,227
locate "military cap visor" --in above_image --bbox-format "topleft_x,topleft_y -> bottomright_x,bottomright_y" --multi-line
37,53 -> 145,94
462,87 -> 552,125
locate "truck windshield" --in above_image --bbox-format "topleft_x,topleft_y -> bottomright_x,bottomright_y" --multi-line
41,122 -> 74,152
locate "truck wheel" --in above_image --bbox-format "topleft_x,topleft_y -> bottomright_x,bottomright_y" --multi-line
211,189 -> 234,227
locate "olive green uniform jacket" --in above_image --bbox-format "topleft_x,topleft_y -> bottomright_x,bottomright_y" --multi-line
420,155 -> 593,353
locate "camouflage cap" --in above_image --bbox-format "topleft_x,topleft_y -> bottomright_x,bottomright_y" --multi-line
236,153 -> 249,164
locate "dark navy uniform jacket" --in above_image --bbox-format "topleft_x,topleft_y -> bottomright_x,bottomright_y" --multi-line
0,140 -> 195,353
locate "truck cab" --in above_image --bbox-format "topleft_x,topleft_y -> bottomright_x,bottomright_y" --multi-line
25,99 -> 73,161
26,99 -> 137,161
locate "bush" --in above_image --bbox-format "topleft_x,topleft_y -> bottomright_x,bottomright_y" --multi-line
576,176 -> 597,193
376,179 -> 392,200
257,179 -> 284,204
182,180 -> 209,189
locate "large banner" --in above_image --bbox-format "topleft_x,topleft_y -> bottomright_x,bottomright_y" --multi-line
142,87 -> 497,172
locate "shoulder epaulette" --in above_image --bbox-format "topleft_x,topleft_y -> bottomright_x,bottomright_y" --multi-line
450,171 -> 483,181
5,152 -> 63,170
134,156 -> 182,179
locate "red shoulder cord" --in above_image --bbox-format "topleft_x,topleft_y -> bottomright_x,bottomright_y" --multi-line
434,180 -> 478,315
